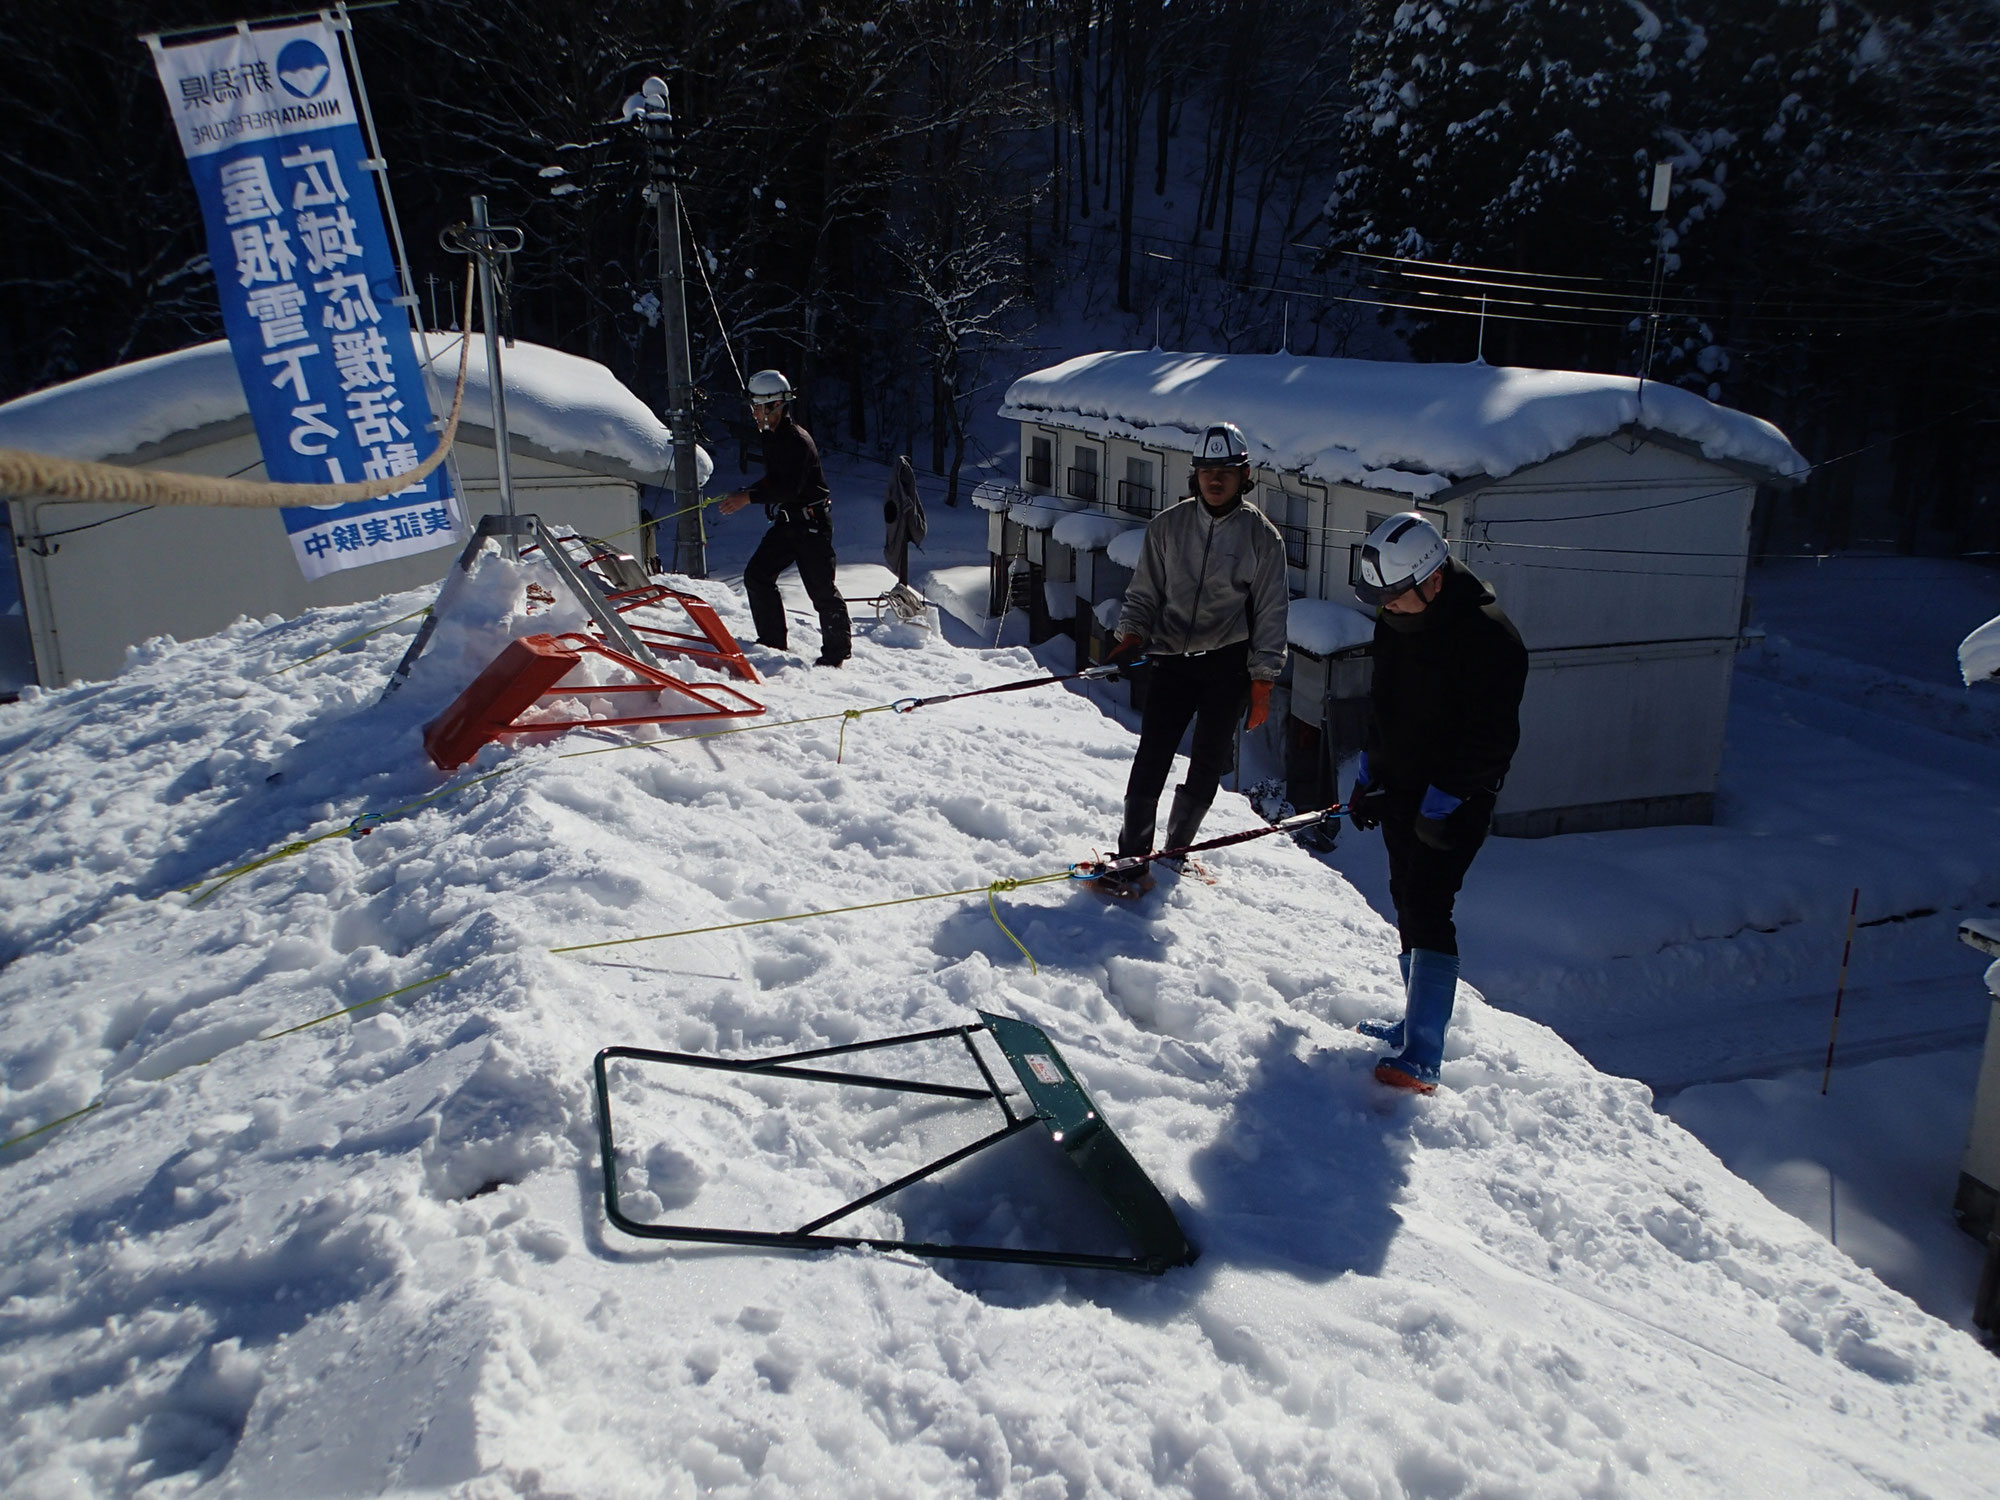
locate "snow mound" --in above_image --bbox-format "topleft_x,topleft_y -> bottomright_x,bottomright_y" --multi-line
1001,350 -> 1806,493
1106,527 -> 1146,570
1050,511 -> 1138,553
1006,496 -> 1075,532
1,576 -> 1996,1497
0,335 -> 711,488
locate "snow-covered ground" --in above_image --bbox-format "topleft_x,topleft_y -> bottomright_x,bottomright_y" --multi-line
4,464 -> 2000,1496
3,464 -> 2000,1496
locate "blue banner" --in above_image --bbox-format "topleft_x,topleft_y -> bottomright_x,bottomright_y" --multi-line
150,21 -> 460,579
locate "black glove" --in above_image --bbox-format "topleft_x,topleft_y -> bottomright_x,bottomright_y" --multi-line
1346,756 -> 1387,832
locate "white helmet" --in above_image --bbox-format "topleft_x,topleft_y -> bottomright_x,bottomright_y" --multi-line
1191,421 -> 1251,468
746,368 -> 793,405
1354,512 -> 1449,605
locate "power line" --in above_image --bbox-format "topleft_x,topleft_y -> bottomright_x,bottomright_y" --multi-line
1315,245 -> 1971,322
1335,246 -> 1628,286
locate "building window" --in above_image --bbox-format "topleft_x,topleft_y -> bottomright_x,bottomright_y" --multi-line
1067,445 -> 1100,504
1117,455 -> 1156,515
1025,435 -> 1053,490
1269,487 -> 1309,570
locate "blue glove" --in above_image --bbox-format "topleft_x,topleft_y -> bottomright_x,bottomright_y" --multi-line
1413,785 -> 1463,850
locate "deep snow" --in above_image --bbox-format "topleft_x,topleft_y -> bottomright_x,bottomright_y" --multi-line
2,473 -> 1999,1496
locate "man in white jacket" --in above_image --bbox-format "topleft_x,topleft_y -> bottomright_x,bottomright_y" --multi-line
1101,422 -> 1290,892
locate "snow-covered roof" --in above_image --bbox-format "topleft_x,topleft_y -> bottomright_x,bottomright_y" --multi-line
0,334 -> 711,487
1000,351 -> 1806,497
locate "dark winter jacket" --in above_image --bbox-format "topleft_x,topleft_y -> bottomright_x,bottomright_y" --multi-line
1117,495 -> 1290,681
747,415 -> 832,520
1366,560 -> 1528,802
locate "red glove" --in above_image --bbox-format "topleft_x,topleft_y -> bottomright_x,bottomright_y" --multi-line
1104,633 -> 1145,667
1245,679 -> 1273,731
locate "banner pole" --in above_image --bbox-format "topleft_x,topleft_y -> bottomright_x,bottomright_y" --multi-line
468,195 -> 519,558
326,1 -> 465,515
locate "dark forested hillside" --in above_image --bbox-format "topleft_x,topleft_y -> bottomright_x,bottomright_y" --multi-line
2,0 -> 1994,543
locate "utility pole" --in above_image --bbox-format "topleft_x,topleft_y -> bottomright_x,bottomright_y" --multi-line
441,197 -> 526,557
632,76 -> 706,578
1637,161 -> 1674,408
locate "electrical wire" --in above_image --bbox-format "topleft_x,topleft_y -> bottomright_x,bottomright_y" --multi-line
679,193 -> 747,393
14,451 -> 281,549
21,505 -> 156,544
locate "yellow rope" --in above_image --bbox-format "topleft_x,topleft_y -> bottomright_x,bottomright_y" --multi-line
180,704 -> 897,904
0,1100 -> 104,1152
557,704 -> 888,763
985,878 -> 1046,974
595,493 -> 723,550
182,762 -> 522,903
547,869 -> 1071,958
260,606 -> 431,680
255,969 -> 460,1040
2,866 -> 1076,1156
0,971 -> 458,1153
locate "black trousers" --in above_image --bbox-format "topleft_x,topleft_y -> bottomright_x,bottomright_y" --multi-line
1117,641 -> 1249,857
744,515 -> 851,659
1379,791 -> 1492,956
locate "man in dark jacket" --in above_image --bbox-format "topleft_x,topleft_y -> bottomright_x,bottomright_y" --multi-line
718,368 -> 851,666
1101,421 -> 1290,893
1346,511 -> 1529,1093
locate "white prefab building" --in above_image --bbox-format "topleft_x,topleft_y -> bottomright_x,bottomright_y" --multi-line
0,337 -> 710,689
995,350 -> 1806,837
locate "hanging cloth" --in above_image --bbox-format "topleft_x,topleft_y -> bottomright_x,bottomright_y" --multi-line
882,455 -> 928,584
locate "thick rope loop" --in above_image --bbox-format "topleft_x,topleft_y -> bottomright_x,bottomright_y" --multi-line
0,267 -> 476,508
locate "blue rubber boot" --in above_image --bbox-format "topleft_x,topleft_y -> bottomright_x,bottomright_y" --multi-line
1375,948 -> 1459,1093
1355,951 -> 1411,1046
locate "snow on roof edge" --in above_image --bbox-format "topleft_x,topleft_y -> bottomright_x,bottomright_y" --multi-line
999,349 -> 1805,493
0,336 -> 711,488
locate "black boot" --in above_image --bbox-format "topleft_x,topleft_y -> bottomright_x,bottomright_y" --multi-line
1162,783 -> 1211,854
1116,792 -> 1158,860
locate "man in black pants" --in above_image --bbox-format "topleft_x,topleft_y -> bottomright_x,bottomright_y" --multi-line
717,368 -> 851,666
1346,511 -> 1529,1093
1100,422 -> 1289,893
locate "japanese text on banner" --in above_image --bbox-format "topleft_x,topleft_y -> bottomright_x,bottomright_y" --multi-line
149,20 -> 460,580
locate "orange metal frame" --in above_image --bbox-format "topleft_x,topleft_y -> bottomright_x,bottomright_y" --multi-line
501,632 -> 763,734
602,585 -> 759,683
